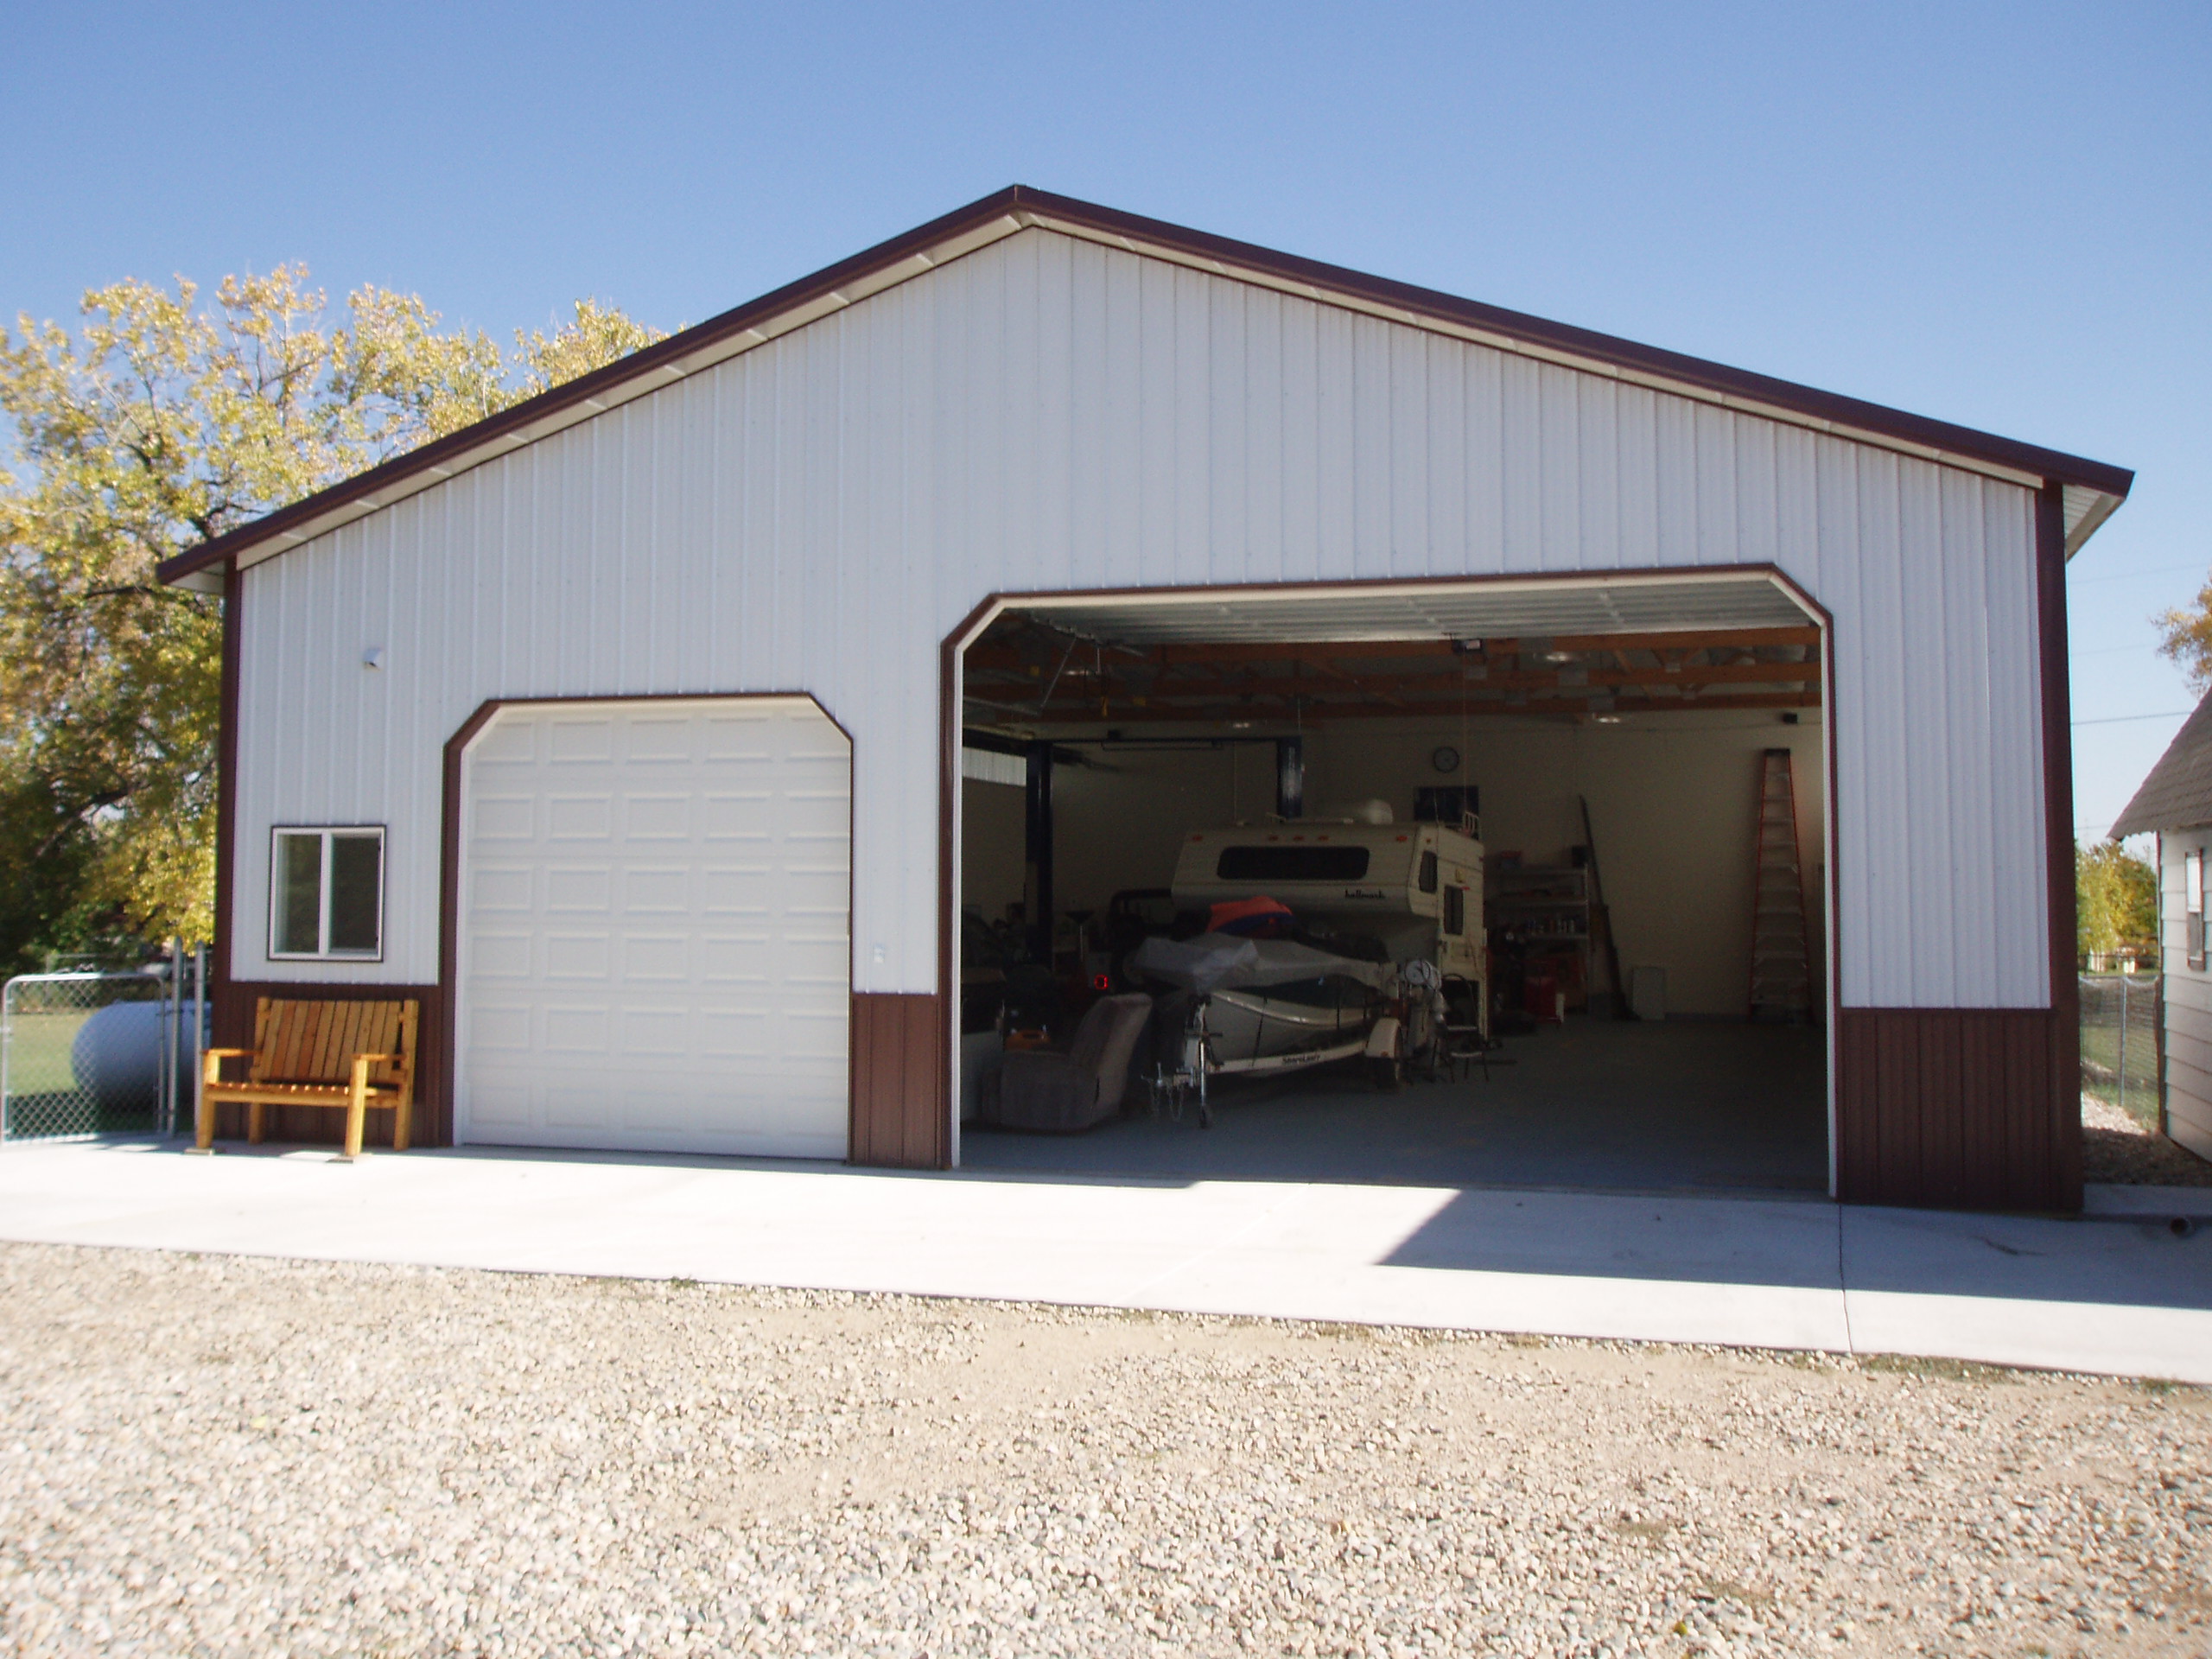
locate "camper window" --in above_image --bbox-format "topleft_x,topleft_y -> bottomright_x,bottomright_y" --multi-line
1216,845 -> 1370,882
1419,850 -> 1439,893
1444,886 -> 1466,937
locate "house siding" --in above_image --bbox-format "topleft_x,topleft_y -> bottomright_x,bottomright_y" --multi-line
2158,833 -> 2212,1159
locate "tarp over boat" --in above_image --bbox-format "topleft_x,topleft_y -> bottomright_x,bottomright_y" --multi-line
1127,933 -> 1395,995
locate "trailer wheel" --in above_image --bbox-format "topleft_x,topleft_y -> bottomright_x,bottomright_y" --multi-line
1370,1053 -> 1404,1092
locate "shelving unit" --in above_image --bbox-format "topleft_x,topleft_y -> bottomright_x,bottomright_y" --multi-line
1488,865 -> 1593,1011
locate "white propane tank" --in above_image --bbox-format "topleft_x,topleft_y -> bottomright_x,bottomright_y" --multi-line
70,1001 -> 162,1111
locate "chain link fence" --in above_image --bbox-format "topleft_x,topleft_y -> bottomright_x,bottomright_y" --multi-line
1,965 -> 204,1142
2079,973 -> 2160,1128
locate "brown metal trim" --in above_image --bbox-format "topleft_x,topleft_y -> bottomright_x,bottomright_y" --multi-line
435,690 -> 855,1151
156,187 -> 2131,587
209,562 -> 243,1033
2036,481 -> 2085,1209
1834,1007 -> 2066,1211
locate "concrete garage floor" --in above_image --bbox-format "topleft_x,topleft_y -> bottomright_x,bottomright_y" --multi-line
964,1017 -> 1828,1196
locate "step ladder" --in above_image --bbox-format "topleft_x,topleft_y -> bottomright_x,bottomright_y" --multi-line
1749,747 -> 1812,1021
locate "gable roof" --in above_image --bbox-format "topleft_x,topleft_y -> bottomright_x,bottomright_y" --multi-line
2112,690 -> 2212,836
156,184 -> 2134,592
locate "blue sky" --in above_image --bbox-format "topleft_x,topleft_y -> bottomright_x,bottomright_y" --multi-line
5,1 -> 2204,843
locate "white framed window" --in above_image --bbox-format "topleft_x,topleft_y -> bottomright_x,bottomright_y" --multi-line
2188,848 -> 2205,972
269,827 -> 385,961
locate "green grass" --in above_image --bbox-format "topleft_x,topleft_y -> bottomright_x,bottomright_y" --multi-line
2079,1019 -> 2160,1128
1,1008 -> 93,1095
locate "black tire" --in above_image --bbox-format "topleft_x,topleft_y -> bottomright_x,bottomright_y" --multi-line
1370,1053 -> 1404,1092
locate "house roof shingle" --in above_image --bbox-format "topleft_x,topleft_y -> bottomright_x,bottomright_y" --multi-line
2112,690 -> 2212,836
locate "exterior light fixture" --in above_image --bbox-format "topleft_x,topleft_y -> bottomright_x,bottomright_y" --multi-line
1542,650 -> 1574,664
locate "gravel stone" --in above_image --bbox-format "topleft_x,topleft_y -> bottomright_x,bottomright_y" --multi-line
1,1243 -> 2206,1656
2082,1096 -> 2212,1188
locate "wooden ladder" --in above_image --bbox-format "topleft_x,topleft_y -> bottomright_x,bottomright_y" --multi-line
1749,747 -> 1812,1021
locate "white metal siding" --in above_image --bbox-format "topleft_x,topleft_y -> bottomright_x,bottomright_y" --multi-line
455,699 -> 849,1157
229,226 -> 2048,1008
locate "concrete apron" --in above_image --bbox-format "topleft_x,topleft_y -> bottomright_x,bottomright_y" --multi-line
1,1140 -> 2206,1385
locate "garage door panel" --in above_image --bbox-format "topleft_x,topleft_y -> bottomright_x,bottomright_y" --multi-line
546,796 -> 613,841
472,867 -> 537,912
468,931 -> 534,979
469,1004 -> 533,1052
616,1007 -> 690,1056
543,933 -> 612,980
544,865 -> 613,913
459,698 -> 851,1158
540,1006 -> 611,1054
474,796 -> 536,840
479,720 -> 540,764
547,718 -> 613,762
618,934 -> 691,981
623,794 -> 693,839
620,866 -> 691,913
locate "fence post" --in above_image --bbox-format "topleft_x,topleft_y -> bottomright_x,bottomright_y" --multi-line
2119,974 -> 2128,1118
192,943 -> 207,1142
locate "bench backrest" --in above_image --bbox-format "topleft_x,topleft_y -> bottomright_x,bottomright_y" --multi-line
250,998 -> 419,1093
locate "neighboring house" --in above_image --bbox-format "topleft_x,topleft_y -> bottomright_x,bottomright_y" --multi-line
156,185 -> 2133,1211
2111,694 -> 2212,1160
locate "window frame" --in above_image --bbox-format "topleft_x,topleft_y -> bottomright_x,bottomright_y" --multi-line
267,825 -> 387,963
1443,884 -> 1467,938
2188,847 -> 2205,972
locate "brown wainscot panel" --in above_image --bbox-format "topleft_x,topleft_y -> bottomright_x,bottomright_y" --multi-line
849,993 -> 949,1170
1835,1007 -> 2078,1212
209,981 -> 445,1147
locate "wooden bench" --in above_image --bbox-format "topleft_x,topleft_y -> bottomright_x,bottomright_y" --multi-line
197,998 -> 419,1160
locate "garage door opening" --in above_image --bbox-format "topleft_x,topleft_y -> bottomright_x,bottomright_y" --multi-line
454,696 -> 851,1159
950,574 -> 1832,1197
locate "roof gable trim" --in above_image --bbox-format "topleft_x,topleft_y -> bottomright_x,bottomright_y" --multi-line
157,185 -> 2133,588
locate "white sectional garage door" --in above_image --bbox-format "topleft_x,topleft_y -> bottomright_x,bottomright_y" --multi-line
456,698 -> 850,1158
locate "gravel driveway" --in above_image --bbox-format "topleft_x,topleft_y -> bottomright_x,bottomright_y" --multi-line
2,1243 -> 2204,1658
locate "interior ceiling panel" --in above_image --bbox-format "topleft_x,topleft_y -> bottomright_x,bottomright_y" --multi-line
1002,575 -> 1814,646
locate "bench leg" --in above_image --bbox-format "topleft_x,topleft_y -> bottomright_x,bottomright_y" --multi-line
194,1087 -> 215,1152
343,1060 -> 370,1161
392,1095 -> 412,1154
247,1101 -> 266,1144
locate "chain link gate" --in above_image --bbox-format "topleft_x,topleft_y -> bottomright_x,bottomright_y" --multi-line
2078,973 -> 2161,1128
1,943 -> 207,1143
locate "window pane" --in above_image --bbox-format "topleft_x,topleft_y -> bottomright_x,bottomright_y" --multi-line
327,834 -> 382,954
1444,886 -> 1466,937
1418,851 -> 1439,894
275,834 -> 322,955
1215,845 -> 1370,881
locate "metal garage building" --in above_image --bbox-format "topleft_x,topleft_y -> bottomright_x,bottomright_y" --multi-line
159,186 -> 2132,1211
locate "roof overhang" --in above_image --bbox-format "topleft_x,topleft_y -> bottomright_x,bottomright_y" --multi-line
157,185 -> 2134,593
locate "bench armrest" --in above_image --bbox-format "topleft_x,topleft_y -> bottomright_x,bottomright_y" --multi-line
348,1052 -> 411,1090
203,1048 -> 252,1084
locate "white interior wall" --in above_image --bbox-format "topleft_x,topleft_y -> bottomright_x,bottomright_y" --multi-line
1033,713 -> 1825,1017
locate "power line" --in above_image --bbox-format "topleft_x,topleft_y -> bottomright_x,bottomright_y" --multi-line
2070,561 -> 2210,586
2072,710 -> 2193,726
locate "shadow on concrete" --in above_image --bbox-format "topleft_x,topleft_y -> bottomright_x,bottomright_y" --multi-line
1839,1205 -> 2212,1313
963,1018 -> 1830,1194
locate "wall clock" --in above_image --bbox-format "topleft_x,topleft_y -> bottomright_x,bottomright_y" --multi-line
1431,746 -> 1460,774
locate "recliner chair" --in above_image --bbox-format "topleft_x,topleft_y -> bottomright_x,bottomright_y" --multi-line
985,993 -> 1154,1133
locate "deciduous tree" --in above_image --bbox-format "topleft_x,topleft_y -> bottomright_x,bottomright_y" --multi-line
0,272 -> 661,969
2076,838 -> 2158,964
